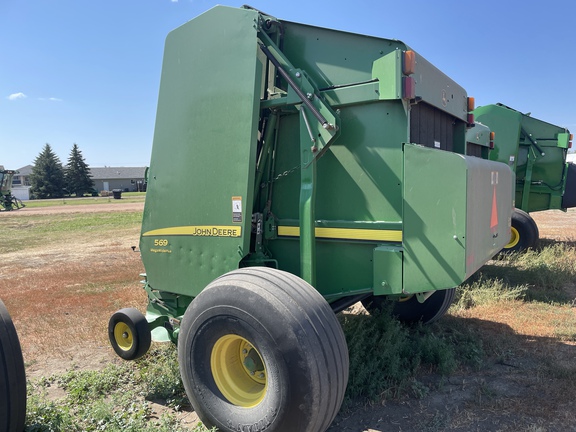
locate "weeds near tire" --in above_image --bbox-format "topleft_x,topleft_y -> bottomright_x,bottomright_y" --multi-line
340,306 -> 483,405
25,345 -> 214,432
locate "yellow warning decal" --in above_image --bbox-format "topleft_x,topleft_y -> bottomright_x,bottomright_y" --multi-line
277,226 -> 402,242
143,226 -> 241,238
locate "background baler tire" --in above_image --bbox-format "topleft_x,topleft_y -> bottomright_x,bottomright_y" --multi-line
108,308 -> 151,361
0,299 -> 27,432
502,208 -> 539,253
362,287 -> 456,324
178,267 -> 348,432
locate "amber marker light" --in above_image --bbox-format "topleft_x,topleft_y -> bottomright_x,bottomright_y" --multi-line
402,50 -> 416,76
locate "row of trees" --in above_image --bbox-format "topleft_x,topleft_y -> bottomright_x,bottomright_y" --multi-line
30,144 -> 95,199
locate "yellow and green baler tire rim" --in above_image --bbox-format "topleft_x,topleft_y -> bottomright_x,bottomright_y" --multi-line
210,335 -> 267,407
505,226 -> 520,249
113,322 -> 134,351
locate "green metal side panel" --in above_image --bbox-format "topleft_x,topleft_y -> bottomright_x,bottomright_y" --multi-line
373,246 -> 403,296
280,22 -> 408,90
403,144 -> 512,292
407,53 -> 468,121
140,6 -> 262,297
280,22 -> 467,121
474,104 -> 522,169
268,101 -> 407,297
466,122 -> 492,148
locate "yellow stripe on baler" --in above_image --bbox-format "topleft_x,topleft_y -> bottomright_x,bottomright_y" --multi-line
277,226 -> 402,242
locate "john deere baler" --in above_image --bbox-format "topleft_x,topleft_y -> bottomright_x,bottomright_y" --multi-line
109,6 -> 513,431
474,103 -> 573,251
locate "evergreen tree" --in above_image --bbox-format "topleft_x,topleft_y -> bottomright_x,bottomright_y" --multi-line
65,143 -> 94,197
30,144 -> 65,199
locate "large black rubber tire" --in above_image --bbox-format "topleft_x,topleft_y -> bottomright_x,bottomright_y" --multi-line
178,267 -> 348,432
362,288 -> 457,324
502,208 -> 539,253
0,299 -> 27,432
108,308 -> 151,361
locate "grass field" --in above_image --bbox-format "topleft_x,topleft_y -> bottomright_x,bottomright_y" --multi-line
2,205 -> 576,431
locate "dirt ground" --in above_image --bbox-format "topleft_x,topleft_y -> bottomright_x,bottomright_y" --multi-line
3,203 -> 576,431
15,201 -> 145,215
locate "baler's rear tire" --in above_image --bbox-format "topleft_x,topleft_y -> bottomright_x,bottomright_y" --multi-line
178,267 -> 348,432
502,209 -> 539,253
108,308 -> 151,360
0,299 -> 27,432
362,288 -> 456,324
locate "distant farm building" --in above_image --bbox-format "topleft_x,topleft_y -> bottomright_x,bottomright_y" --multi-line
89,167 -> 147,192
11,165 -> 33,201
10,165 -> 147,199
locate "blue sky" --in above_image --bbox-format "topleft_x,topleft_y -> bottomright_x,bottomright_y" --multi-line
2,0 -> 575,170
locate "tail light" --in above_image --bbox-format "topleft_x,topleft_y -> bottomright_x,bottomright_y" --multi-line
402,76 -> 415,99
402,50 -> 416,76
489,131 -> 495,150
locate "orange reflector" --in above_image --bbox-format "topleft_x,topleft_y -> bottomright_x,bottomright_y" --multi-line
467,97 -> 475,112
490,131 -> 495,150
402,50 -> 416,76
491,186 -> 499,230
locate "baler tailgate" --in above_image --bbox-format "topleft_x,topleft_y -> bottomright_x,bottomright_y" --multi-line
403,144 -> 513,292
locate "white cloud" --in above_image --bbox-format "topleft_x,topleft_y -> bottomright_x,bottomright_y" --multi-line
38,97 -> 63,102
7,92 -> 27,101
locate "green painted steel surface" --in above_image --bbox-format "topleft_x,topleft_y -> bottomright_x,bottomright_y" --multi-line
140,6 -> 262,297
0,170 -> 15,195
474,103 -> 572,212
465,122 -> 492,159
139,6 -> 514,325
403,144 -> 512,292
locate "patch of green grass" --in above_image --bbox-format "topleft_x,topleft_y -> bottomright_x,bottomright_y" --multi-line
340,305 -> 484,404
453,277 -> 528,310
470,242 -> 576,304
1,211 -> 142,253
26,345 -> 215,432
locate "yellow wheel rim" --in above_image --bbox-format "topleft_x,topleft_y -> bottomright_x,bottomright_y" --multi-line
211,335 -> 267,407
505,226 -> 520,249
113,322 -> 133,351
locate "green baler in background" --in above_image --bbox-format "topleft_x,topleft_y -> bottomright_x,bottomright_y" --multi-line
474,103 -> 574,252
108,6 -> 513,431
0,170 -> 25,211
